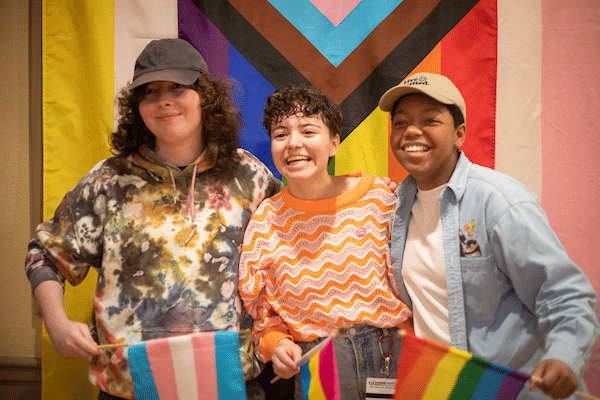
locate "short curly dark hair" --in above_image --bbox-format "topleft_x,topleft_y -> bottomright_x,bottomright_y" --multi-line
110,74 -> 241,173
262,85 -> 341,138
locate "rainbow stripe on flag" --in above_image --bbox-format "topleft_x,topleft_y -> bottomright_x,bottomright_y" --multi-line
394,333 -> 530,400
128,331 -> 246,400
300,340 -> 340,400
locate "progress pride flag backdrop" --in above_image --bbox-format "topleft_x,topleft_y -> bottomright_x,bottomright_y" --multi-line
41,1 -> 600,398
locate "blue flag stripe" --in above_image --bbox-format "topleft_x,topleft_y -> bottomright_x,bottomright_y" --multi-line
215,331 -> 246,399
469,367 -> 506,400
299,363 -> 312,400
128,343 -> 160,400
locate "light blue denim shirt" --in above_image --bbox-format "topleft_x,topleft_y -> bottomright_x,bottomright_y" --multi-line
391,152 -> 599,398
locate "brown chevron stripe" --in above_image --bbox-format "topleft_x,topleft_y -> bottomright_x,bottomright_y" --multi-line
228,0 -> 441,104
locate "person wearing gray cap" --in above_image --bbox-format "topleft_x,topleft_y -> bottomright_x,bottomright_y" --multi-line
25,38 -> 282,399
379,72 -> 598,399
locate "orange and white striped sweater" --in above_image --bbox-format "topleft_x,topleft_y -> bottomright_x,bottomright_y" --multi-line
239,171 -> 412,362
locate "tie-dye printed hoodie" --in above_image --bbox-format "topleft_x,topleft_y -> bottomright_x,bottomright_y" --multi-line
25,147 -> 282,398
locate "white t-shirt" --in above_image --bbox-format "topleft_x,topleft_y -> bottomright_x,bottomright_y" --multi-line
401,184 -> 450,345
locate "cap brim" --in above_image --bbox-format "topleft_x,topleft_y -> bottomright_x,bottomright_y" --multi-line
379,86 -> 462,114
378,87 -> 425,112
128,69 -> 201,90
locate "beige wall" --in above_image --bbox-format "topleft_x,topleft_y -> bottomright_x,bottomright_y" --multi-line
0,0 -> 42,362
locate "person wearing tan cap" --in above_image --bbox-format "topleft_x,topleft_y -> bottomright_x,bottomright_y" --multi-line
379,72 -> 599,399
25,38 -> 282,399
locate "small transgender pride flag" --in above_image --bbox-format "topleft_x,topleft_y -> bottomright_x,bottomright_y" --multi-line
128,331 -> 246,400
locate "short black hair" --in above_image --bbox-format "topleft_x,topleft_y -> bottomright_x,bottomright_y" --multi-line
446,103 -> 465,128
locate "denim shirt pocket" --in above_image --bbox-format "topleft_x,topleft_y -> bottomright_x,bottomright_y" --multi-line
460,255 -> 507,324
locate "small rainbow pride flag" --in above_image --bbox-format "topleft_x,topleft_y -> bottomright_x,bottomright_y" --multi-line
300,340 -> 340,400
394,332 -> 530,400
128,331 -> 246,400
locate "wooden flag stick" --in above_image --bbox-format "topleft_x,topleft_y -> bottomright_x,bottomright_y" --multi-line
95,342 -> 129,350
530,376 -> 599,400
270,327 -> 345,384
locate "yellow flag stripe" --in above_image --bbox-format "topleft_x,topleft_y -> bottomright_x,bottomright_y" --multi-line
42,0 -> 114,219
41,1 -> 113,399
420,347 -> 472,400
335,107 -> 390,177
308,354 -> 327,400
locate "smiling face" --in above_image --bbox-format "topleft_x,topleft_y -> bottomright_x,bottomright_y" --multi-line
390,94 -> 465,190
270,112 -> 340,188
138,81 -> 203,163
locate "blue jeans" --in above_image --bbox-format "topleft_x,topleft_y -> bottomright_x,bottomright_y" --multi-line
293,325 -> 403,400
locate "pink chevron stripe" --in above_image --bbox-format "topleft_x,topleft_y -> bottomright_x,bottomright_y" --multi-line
146,338 -> 179,400
192,333 -> 218,398
308,0 -> 361,27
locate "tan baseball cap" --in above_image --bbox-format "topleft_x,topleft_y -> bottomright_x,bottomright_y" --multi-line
378,72 -> 466,123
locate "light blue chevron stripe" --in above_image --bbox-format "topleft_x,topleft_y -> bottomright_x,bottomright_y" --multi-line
268,0 -> 402,67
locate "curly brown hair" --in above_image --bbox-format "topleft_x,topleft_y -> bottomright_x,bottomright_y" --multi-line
110,74 -> 241,172
262,85 -> 341,138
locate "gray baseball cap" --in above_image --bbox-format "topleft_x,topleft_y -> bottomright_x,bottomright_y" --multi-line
378,72 -> 466,124
129,38 -> 209,90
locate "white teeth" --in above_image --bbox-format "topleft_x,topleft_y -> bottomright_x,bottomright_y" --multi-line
404,144 -> 429,152
287,156 -> 309,163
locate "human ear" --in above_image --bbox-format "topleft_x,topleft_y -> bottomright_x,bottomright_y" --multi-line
454,123 -> 466,149
329,133 -> 340,157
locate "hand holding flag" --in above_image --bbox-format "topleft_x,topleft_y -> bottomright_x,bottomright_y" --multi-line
529,359 -> 579,399
267,328 -> 345,400
394,331 -> 598,400
270,327 -> 345,384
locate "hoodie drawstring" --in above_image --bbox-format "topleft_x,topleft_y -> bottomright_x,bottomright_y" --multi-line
167,165 -> 199,245
185,164 -> 198,244
168,167 -> 177,205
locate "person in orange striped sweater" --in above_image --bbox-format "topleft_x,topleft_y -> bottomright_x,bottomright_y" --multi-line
239,85 -> 413,400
